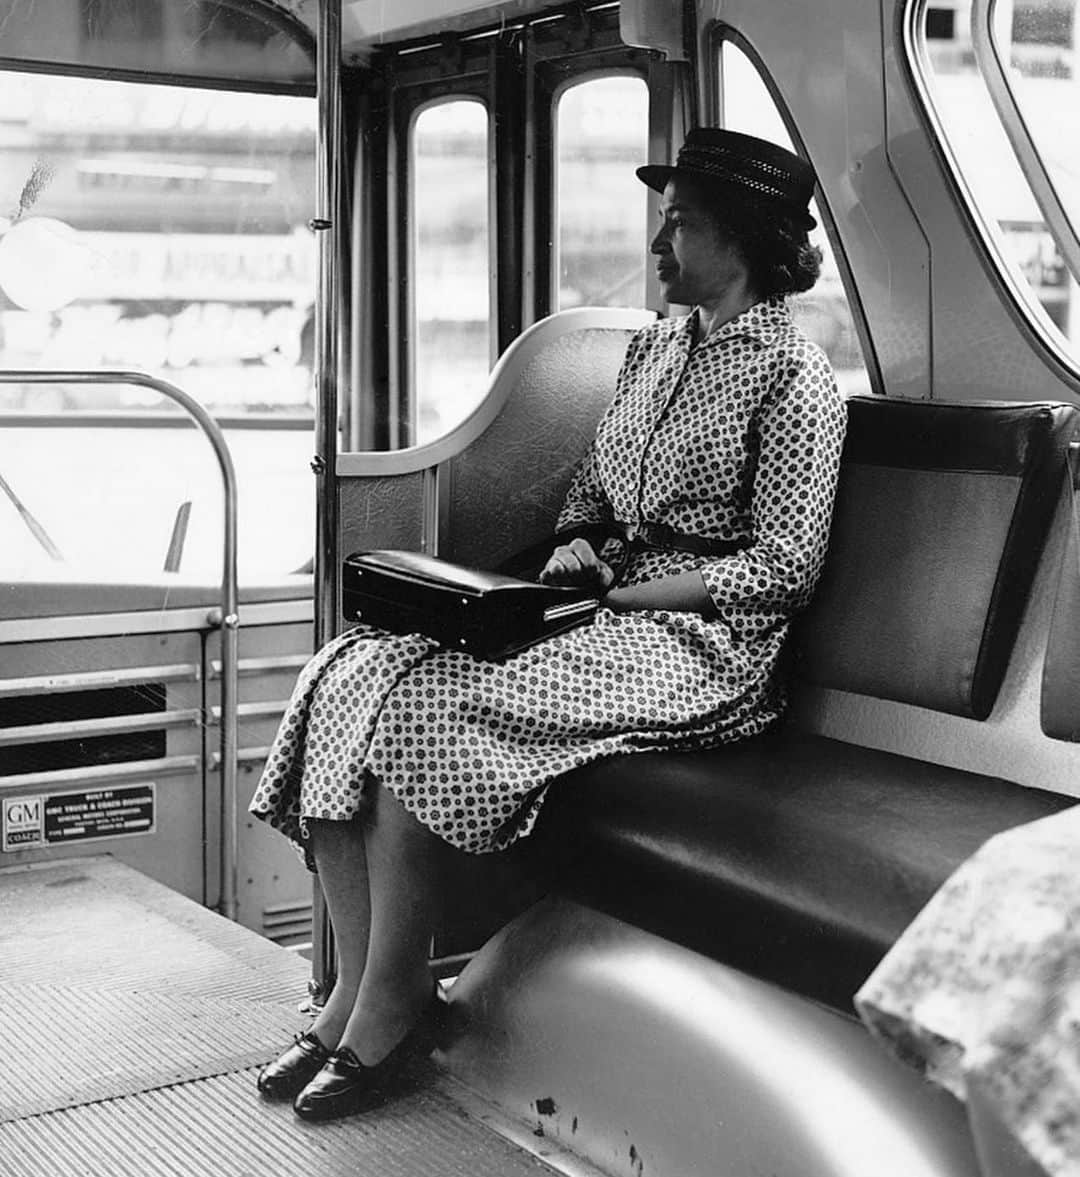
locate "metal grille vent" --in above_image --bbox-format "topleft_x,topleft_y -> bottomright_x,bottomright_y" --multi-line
0,683 -> 168,775
262,898 -> 314,949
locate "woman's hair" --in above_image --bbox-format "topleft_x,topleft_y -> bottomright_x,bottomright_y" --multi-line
689,178 -> 823,298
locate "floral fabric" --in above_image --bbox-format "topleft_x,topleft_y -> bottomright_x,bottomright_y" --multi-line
856,804 -> 1080,1177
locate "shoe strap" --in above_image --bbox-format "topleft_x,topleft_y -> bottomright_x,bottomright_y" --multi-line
295,1029 -> 330,1058
329,1044 -> 365,1073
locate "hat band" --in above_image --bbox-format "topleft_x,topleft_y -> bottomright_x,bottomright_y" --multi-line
676,144 -> 807,208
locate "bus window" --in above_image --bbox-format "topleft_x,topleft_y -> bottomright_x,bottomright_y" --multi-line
718,43 -> 871,397
911,0 -> 1080,366
0,0 -> 313,86
411,99 -> 491,445
0,69 -> 317,581
556,75 -> 649,311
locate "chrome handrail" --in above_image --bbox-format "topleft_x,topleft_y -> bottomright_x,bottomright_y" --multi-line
0,368 -> 241,921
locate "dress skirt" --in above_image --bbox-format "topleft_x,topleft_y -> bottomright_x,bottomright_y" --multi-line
249,553 -> 788,859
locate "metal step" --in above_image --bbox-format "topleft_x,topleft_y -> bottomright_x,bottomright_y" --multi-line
0,857 -> 592,1177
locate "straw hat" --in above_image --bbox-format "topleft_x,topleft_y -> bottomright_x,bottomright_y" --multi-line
637,127 -> 817,230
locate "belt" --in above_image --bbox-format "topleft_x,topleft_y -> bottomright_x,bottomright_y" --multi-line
498,521 -> 746,582
617,520 -> 747,558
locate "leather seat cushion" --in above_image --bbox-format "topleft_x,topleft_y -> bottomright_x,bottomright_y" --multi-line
533,729 -> 1074,1013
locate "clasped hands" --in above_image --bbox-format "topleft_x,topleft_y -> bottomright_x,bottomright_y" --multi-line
538,538 -> 615,591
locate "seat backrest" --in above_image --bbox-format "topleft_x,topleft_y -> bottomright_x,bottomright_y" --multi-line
440,309 -> 654,569
798,396 -> 1079,719
337,308 -> 654,586
1041,443 -> 1080,741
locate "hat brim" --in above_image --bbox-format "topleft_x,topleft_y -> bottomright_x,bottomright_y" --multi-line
636,163 -> 676,193
635,163 -> 817,231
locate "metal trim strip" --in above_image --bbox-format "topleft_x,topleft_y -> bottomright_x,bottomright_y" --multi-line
0,599 -> 313,645
0,665 -> 200,699
208,654 -> 309,678
335,308 -> 656,476
209,747 -> 272,770
0,710 -> 199,748
0,756 -> 200,792
206,701 -> 288,725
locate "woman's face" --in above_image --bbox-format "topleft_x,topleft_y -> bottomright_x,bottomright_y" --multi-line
650,177 -> 751,308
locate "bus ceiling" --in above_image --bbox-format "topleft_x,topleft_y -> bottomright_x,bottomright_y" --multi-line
336,0 -> 683,59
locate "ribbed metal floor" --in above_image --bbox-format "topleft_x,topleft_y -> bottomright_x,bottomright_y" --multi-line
0,858 -> 562,1177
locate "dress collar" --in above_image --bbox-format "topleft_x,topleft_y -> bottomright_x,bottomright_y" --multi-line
682,295 -> 790,350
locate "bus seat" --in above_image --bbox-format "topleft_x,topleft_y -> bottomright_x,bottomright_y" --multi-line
798,398 -> 1076,719
439,310 -> 656,571
528,395 -> 1080,1013
336,307 -> 656,589
534,735 -> 1073,1012
1041,443 -> 1080,742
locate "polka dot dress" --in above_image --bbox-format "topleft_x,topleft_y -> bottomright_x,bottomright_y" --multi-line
250,297 -> 847,859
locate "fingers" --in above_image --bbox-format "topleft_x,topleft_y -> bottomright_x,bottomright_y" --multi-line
540,539 -> 614,589
540,539 -> 594,583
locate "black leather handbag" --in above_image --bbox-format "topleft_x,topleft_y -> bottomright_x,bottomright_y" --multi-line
341,548 -> 602,661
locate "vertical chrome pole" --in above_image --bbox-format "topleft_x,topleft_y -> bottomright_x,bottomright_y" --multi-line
310,0 -> 343,1005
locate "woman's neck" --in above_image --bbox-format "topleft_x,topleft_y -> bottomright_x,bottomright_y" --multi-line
694,286 -> 759,344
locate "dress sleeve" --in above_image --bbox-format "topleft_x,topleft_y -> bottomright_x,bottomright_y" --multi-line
700,342 -> 846,626
555,327 -> 648,531
555,442 -> 614,530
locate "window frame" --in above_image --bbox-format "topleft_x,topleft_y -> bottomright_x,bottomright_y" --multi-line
383,64 -> 492,449
0,63 -> 319,416
901,0 -> 1080,387
0,0 -> 315,95
550,67 -> 652,314
406,93 -> 495,446
973,0 -> 1080,300
350,8 -> 656,452
710,24 -> 880,396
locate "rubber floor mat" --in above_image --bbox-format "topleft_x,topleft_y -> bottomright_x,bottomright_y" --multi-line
0,1068 -> 559,1177
0,859 -> 310,1121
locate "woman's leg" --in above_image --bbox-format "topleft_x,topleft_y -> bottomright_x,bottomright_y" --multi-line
337,780 -> 455,1063
306,817 -> 373,1047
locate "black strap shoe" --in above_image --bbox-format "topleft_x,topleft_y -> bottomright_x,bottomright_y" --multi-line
293,988 -> 446,1122
257,1029 -> 332,1100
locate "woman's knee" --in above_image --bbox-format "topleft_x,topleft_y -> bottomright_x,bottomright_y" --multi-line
308,813 -> 368,859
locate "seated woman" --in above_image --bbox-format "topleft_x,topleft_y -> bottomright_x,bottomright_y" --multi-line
250,127 -> 847,1123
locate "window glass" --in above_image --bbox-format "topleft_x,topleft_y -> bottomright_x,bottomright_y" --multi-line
719,44 -> 870,396
556,75 -> 649,311
412,99 -> 491,445
913,0 -> 1079,357
0,0 -> 314,86
0,70 -> 317,583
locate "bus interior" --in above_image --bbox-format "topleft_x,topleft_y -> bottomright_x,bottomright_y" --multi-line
1,1 -> 1079,1174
